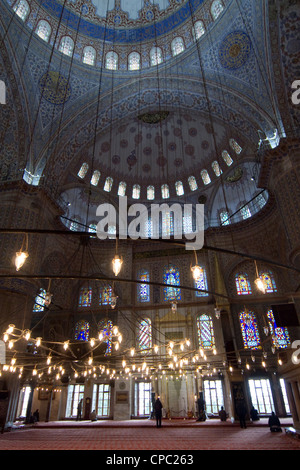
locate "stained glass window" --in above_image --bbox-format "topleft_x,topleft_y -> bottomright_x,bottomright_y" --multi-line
193,20 -> 205,40
36,20 -> 51,42
162,211 -> 174,237
75,320 -> 90,341
255,193 -> 266,210
211,0 -> 224,20
138,318 -> 152,352
132,184 -> 141,199
13,0 -> 30,20
235,273 -> 252,295
104,177 -> 113,192
137,269 -> 150,302
78,287 -> 92,307
195,268 -> 209,297
147,185 -> 155,200
163,265 -> 181,301
128,52 -> 141,71
222,150 -> 233,166
91,170 -> 101,186
266,309 -> 290,349
150,47 -> 163,66
239,310 -> 260,349
59,36 -> 74,57
188,176 -> 198,191
83,46 -> 96,66
33,289 -> 46,312
229,138 -> 242,155
260,272 -> 277,293
118,181 -> 127,197
175,181 -> 184,196
171,37 -> 185,57
183,214 -> 193,234
70,218 -> 80,231
212,161 -> 223,177
106,51 -> 118,70
201,170 -> 211,185
98,320 -> 113,356
197,314 -> 215,349
99,285 -> 112,305
78,162 -> 89,178
220,210 -> 230,225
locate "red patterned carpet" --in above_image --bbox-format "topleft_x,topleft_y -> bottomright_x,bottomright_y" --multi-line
0,419 -> 299,451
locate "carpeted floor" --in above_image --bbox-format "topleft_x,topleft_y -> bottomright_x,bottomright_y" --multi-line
0,418 -> 299,451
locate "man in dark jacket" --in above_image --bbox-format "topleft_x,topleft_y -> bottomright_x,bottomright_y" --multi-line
154,398 -> 163,428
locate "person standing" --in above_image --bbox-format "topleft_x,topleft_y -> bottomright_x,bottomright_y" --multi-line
236,401 -> 247,428
154,397 -> 163,428
77,399 -> 83,421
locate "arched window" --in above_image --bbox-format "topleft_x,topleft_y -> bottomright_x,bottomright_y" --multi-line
78,287 -> 92,307
221,150 -> 233,166
197,314 -> 215,349
70,218 -> 80,232
193,20 -> 205,40
186,176 -> 197,192
137,269 -> 150,302
99,285 -> 112,305
266,309 -> 290,349
195,268 -> 209,297
255,193 -> 267,210
33,288 -> 46,312
78,162 -> 89,178
83,46 -> 96,66
147,185 -> 155,200
128,52 -> 141,71
175,181 -> 184,196
161,184 -> 170,199
59,36 -> 74,57
75,320 -> 90,341
98,320 -> 113,356
171,37 -> 185,57
220,210 -> 230,226
13,0 -> 30,20
240,204 -> 251,220
211,0 -> 224,20
212,161 -> 223,177
259,272 -> 277,293
104,177 -> 113,192
162,211 -> 174,237
35,20 -> 51,42
118,181 -> 127,197
235,273 -> 252,295
150,46 -> 163,66
239,310 -> 260,349
229,138 -> 242,155
132,184 -> 141,199
138,318 -> 152,352
201,169 -> 211,185
106,51 -> 118,70
163,265 -> 181,301
88,223 -> 97,237
91,170 -> 101,186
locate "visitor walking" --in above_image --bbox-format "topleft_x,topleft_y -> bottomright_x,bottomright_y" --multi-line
154,397 -> 163,428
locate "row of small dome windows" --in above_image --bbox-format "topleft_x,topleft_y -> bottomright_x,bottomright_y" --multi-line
12,0 -> 225,69
77,139 -> 242,200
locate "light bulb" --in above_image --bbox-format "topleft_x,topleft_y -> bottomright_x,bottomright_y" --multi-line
191,264 -> 203,281
112,255 -> 123,276
15,251 -> 29,271
255,277 -> 266,294
24,330 -> 31,341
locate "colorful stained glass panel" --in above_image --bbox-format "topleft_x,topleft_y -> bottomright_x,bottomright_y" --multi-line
267,309 -> 290,349
239,310 -> 260,349
235,273 -> 252,295
75,321 -> 90,341
138,318 -> 152,352
197,314 -> 215,349
163,266 -> 181,301
78,287 -> 92,307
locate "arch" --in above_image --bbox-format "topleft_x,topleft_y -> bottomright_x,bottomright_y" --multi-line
78,286 -> 92,307
137,269 -> 150,303
83,46 -> 96,66
106,51 -> 118,70
171,37 -> 185,57
128,51 -> 141,71
75,320 -> 90,341
78,162 -> 89,179
259,271 -> 277,293
13,0 -> 30,20
35,20 -> 51,42
98,320 -> 113,356
150,46 -> 163,66
194,268 -> 209,297
59,36 -> 74,57
211,0 -> 224,20
235,273 -> 252,295
201,169 -> 211,185
163,265 -> 181,301
266,309 -> 290,349
193,20 -> 205,40
137,318 -> 152,352
99,285 -> 112,305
